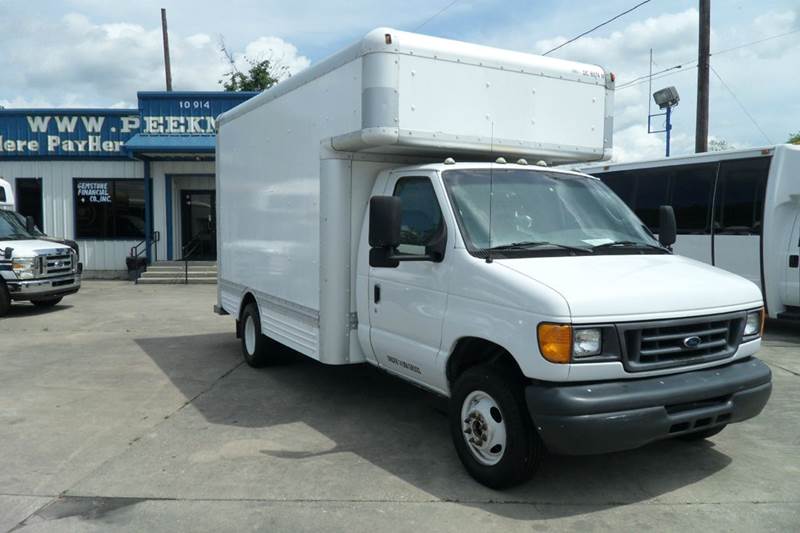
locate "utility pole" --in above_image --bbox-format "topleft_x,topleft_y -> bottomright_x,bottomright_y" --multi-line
161,8 -> 173,91
695,0 -> 710,152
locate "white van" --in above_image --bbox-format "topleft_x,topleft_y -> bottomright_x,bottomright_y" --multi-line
0,179 -> 81,315
215,29 -> 772,488
582,145 -> 800,319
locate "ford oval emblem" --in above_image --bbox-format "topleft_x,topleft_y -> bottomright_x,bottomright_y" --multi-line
683,336 -> 702,348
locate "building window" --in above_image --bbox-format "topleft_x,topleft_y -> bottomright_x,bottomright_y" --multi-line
74,178 -> 145,239
15,178 -> 44,231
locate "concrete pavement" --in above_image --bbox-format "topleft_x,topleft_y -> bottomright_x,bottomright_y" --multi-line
1,282 -> 798,531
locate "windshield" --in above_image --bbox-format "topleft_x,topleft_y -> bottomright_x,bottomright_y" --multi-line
0,210 -> 37,240
442,168 -> 662,257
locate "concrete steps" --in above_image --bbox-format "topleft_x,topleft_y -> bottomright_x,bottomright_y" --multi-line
137,261 -> 218,285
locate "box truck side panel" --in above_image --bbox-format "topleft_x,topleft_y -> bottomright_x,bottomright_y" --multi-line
217,58 -> 363,358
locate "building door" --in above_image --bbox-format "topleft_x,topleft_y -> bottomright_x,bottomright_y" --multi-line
180,190 -> 216,260
15,178 -> 43,231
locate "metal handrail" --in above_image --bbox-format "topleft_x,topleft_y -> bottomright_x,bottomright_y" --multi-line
129,231 -> 161,261
129,231 -> 160,283
181,235 -> 204,285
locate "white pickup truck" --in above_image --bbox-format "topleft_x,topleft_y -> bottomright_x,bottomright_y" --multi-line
214,28 -> 772,488
0,180 -> 81,315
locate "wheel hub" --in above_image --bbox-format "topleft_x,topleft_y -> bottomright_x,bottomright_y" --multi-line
244,315 -> 256,355
460,390 -> 507,466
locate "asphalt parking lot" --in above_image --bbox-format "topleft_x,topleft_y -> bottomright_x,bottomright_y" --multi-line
1,281 -> 798,532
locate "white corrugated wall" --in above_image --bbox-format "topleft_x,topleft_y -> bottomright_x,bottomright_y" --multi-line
0,159 -> 215,272
0,159 -> 143,272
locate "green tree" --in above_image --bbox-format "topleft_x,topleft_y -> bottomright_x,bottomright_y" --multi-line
709,138 -> 735,152
788,132 -> 800,145
218,38 -> 289,92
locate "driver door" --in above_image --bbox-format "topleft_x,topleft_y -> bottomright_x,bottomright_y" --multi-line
368,174 -> 450,390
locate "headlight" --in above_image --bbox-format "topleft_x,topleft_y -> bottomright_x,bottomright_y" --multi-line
11,257 -> 37,280
573,328 -> 602,357
744,309 -> 764,337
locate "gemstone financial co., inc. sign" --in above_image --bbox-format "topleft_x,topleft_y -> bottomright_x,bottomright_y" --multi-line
0,92 -> 256,158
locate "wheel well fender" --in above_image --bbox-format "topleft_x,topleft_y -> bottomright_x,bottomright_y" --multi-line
236,292 -> 258,338
445,337 -> 525,385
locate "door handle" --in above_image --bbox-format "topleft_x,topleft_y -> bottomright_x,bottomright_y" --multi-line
374,284 -> 381,304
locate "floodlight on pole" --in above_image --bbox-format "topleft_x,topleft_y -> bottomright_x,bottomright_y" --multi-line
648,86 -> 680,157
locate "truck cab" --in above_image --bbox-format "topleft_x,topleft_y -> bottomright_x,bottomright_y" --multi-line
0,208 -> 81,315
359,160 -> 770,486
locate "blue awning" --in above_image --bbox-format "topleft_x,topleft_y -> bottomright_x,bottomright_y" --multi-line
124,134 -> 216,153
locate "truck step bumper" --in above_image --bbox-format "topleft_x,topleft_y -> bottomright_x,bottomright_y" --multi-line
526,358 -> 772,455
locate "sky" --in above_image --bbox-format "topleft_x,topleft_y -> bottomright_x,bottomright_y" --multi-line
0,0 -> 797,161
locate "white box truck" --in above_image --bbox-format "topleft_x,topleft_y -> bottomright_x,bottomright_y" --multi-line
215,28 -> 771,488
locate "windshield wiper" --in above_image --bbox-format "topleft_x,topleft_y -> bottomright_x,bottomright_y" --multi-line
592,240 -> 669,253
2,233 -> 33,240
487,241 -> 592,254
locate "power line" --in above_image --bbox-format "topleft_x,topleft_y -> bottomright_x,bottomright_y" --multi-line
710,65 -> 772,144
414,0 -> 461,31
618,64 -> 688,89
617,64 -> 697,91
711,28 -> 800,57
542,0 -> 652,56
616,28 -> 800,90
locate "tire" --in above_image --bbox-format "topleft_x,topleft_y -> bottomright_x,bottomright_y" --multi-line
0,283 -> 10,317
31,296 -> 63,308
678,425 -> 726,441
450,365 -> 543,489
239,302 -> 271,367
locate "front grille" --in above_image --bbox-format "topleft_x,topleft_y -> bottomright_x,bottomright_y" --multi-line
618,312 -> 746,372
40,252 -> 74,277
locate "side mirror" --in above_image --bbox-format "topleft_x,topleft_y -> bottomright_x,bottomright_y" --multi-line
369,196 -> 401,249
658,205 -> 676,248
25,216 -> 36,233
369,196 -> 401,268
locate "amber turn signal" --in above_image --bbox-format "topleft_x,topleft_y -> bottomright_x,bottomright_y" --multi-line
537,323 -> 573,364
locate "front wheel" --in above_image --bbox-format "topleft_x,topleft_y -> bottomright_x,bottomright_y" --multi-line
449,365 -> 543,489
31,296 -> 63,308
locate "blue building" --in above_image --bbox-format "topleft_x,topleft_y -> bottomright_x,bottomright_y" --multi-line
0,91 -> 257,276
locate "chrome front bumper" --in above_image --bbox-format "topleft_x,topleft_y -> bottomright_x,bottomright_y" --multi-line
6,274 -> 81,300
